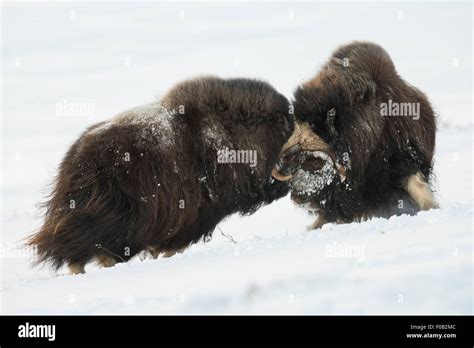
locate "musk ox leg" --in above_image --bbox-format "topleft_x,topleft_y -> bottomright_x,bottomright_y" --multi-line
146,246 -> 161,259
145,246 -> 186,258
96,254 -> 117,269
308,215 -> 349,230
307,214 -> 328,230
161,247 -> 186,258
69,263 -> 85,275
405,172 -> 439,211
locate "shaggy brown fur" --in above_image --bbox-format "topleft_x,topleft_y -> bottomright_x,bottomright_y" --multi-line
273,41 -> 438,228
28,76 -> 293,273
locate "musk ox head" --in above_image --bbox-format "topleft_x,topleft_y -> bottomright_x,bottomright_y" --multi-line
272,121 -> 347,208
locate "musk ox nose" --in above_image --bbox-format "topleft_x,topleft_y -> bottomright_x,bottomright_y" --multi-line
303,150 -> 347,183
272,144 -> 301,181
300,156 -> 327,172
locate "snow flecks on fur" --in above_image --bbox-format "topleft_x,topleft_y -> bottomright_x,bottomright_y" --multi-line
89,121 -> 113,135
88,103 -> 177,149
127,103 -> 177,148
202,123 -> 227,149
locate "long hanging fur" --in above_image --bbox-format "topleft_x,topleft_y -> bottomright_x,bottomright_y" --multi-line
27,76 -> 293,272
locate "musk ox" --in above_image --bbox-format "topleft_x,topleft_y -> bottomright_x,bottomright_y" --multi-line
28,76 -> 293,274
272,41 -> 438,229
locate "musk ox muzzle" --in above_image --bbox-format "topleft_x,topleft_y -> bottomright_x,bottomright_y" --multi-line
271,122 -> 347,204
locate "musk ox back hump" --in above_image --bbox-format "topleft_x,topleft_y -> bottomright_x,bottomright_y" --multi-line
330,41 -> 397,87
159,76 -> 293,212
162,76 -> 291,126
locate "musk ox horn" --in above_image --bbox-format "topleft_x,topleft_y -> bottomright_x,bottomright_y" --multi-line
335,163 -> 346,183
272,144 -> 301,181
271,168 -> 292,181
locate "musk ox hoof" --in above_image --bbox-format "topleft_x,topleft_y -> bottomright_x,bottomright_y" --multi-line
146,246 -> 161,260
161,247 -> 186,258
145,246 -> 186,259
306,215 -> 328,231
96,255 -> 117,269
69,263 -> 85,275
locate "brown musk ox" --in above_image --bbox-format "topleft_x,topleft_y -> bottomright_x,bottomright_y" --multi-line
272,41 -> 438,229
27,76 -> 293,274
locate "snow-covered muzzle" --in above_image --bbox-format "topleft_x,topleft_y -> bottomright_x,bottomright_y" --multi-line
289,151 -> 337,204
273,145 -> 344,204
271,122 -> 347,206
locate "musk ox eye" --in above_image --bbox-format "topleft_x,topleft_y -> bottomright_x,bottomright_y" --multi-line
277,144 -> 301,171
282,144 -> 301,162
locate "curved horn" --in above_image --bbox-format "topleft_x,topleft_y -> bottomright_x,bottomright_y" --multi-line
335,163 -> 346,183
272,168 -> 292,181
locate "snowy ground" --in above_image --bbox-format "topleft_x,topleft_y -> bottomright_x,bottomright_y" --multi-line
1,2 -> 472,314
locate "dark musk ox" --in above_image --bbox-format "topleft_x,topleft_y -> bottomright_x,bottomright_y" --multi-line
28,76 -> 293,274
272,41 -> 438,229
